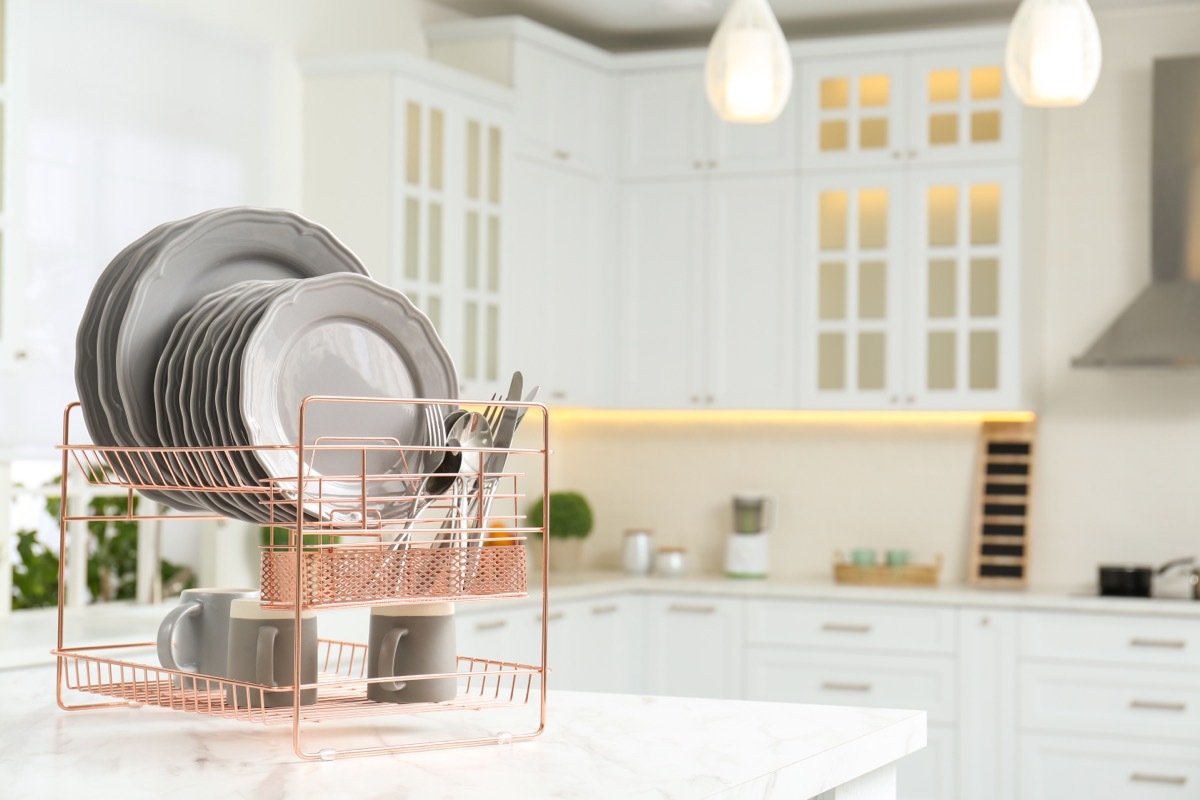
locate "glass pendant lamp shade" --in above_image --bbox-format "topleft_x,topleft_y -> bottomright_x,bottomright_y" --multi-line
1005,0 -> 1102,107
705,0 -> 793,123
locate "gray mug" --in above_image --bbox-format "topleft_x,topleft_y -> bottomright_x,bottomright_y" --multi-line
368,602 -> 457,704
156,588 -> 259,685
225,599 -> 318,709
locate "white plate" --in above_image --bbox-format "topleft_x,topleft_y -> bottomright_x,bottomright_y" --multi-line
239,273 -> 457,515
115,207 -> 368,453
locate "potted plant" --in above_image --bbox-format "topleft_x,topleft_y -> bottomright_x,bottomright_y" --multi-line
525,491 -> 593,572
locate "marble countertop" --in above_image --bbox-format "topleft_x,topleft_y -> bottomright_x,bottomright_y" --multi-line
4,664 -> 924,799
459,569 -> 1200,618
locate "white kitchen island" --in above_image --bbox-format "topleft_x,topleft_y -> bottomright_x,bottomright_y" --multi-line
2,664 -> 924,799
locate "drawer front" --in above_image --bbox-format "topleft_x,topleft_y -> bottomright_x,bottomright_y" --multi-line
1020,663 -> 1200,742
1021,611 -> 1200,668
746,599 -> 957,654
745,646 -> 957,723
1020,734 -> 1200,800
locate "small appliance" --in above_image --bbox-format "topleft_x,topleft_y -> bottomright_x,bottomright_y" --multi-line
724,493 -> 771,579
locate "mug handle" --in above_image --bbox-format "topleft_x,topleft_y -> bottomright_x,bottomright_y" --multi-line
156,600 -> 202,673
256,626 -> 278,688
378,627 -> 409,692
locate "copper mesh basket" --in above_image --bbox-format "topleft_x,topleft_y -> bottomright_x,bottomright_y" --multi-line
260,543 -> 528,608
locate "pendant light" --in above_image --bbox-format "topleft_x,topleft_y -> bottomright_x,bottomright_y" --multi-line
1005,0 -> 1102,107
705,0 -> 793,123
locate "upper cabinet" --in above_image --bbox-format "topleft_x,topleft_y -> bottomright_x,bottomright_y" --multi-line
302,54 -> 515,401
619,65 -> 797,179
800,43 -> 1020,170
513,42 -> 612,174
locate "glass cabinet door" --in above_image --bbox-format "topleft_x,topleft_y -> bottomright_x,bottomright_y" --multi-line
907,166 -> 1019,408
798,171 -> 906,408
907,48 -> 1020,164
799,55 -> 907,170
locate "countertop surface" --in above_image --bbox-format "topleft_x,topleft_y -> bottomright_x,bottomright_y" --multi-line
4,664 -> 924,799
5,568 -> 1200,669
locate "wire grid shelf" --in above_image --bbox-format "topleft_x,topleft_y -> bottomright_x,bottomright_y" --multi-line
54,640 -> 538,725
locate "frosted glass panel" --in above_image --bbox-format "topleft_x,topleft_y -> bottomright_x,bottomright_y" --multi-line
860,118 -> 888,150
860,74 -> 889,107
859,261 -> 887,320
858,189 -> 888,249
465,210 -> 480,289
971,111 -> 1000,143
466,120 -> 481,200
430,108 -> 444,191
970,184 -> 1000,245
929,113 -> 958,145
405,102 -> 421,186
819,262 -> 846,320
971,258 -> 1000,317
464,301 -> 479,379
820,120 -> 848,151
486,305 -> 500,381
428,202 -> 442,284
821,78 -> 849,109
858,332 -> 886,391
487,215 -> 500,292
928,332 -> 956,390
929,70 -> 960,102
969,330 -> 999,390
970,67 -> 1003,99
488,126 -> 502,204
928,186 -> 958,246
404,198 -> 419,281
819,191 -> 848,251
928,259 -> 957,318
818,333 -> 846,390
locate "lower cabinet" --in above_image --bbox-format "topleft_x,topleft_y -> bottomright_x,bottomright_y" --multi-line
1019,734 -> 1200,800
643,594 -> 744,699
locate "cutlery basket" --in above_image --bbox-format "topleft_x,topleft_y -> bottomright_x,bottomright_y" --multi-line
51,397 -> 550,761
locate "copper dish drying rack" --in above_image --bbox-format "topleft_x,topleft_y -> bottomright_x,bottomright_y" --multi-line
51,396 -> 550,760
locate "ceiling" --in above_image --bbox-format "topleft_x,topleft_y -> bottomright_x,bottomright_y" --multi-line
435,0 -> 1190,50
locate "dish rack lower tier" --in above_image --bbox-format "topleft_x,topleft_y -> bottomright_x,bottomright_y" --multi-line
54,639 -> 539,725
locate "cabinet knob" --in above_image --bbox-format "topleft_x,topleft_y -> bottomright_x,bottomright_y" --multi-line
889,395 -> 899,404
553,149 -> 571,161
692,160 -> 704,169
551,390 -> 567,400
705,394 -> 715,404
707,160 -> 717,169
908,149 -> 918,158
980,616 -> 990,627
691,395 -> 700,404
891,151 -> 902,159
906,395 -> 915,404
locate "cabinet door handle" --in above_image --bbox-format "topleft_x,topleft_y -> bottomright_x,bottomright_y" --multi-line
705,394 -> 715,404
537,611 -> 565,623
668,603 -> 716,614
692,160 -> 704,169
475,619 -> 507,632
1130,699 -> 1187,712
1130,638 -> 1186,649
822,681 -> 872,692
592,604 -> 619,615
1130,773 -> 1187,786
822,623 -> 872,634
553,149 -> 571,161
551,390 -> 567,400
707,159 -> 717,168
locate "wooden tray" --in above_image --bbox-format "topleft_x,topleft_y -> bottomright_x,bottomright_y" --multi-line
833,553 -> 942,587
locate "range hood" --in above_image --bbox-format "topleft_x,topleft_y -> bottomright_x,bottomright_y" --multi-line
1073,55 -> 1200,368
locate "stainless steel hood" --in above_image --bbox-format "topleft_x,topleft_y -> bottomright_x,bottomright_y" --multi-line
1073,55 -> 1200,368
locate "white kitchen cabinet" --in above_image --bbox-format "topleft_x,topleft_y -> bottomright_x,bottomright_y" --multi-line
0,0 -> 26,368
797,164 -> 1020,409
619,65 -> 797,179
509,159 -> 616,407
958,609 -> 1017,800
799,42 -> 1019,172
643,594 -> 743,699
302,55 -> 515,401
619,175 -> 795,409
1019,734 -> 1200,800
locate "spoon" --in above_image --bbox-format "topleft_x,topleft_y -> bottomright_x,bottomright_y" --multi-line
388,438 -> 463,551
434,411 -> 494,548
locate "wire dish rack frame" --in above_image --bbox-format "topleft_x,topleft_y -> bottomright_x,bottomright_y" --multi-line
51,396 -> 551,760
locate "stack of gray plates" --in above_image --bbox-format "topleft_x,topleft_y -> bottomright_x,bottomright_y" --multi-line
75,207 -> 457,523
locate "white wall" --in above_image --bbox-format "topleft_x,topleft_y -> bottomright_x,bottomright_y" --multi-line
556,4 -> 1200,589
